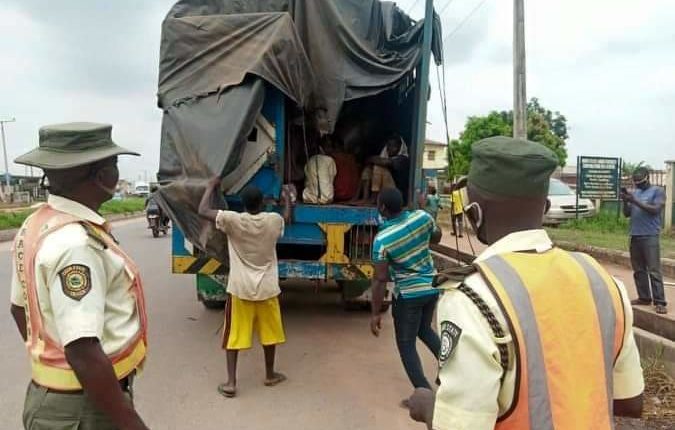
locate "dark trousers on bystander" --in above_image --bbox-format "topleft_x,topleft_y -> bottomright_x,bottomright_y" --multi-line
392,293 -> 441,389
630,235 -> 667,306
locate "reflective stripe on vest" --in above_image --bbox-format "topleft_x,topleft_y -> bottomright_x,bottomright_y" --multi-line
14,205 -> 148,391
475,248 -> 625,430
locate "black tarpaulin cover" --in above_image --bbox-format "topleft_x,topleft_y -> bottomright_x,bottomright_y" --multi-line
156,0 -> 442,258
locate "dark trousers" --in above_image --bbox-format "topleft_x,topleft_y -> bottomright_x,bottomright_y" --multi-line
630,235 -> 667,306
392,293 -> 441,389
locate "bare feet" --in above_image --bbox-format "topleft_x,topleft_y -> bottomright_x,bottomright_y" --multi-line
264,372 -> 287,387
655,305 -> 668,315
217,382 -> 236,398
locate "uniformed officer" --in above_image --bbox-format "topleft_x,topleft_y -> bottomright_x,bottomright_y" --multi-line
9,123 -> 150,430
408,137 -> 645,430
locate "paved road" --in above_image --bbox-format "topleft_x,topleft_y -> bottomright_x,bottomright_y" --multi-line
0,219 -> 435,430
0,220 -> 662,429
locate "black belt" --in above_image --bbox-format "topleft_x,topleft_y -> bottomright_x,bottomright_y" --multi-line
32,375 -> 133,395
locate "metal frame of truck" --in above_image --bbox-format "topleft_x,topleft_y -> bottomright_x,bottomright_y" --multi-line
170,0 -> 436,309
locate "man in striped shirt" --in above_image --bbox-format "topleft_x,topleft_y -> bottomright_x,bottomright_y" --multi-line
370,187 -> 443,403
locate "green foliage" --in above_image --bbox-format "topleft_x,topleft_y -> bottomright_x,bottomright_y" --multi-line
447,98 -> 569,178
559,211 -> 629,234
0,210 -> 33,230
99,197 -> 146,215
0,198 -> 146,231
621,160 -> 652,177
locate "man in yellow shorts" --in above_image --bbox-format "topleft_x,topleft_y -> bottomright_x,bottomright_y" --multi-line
199,177 -> 290,397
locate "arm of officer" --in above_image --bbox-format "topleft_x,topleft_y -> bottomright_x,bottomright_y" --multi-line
411,280 -> 503,430
10,267 -> 27,342
48,242 -> 148,430
612,279 -> 645,418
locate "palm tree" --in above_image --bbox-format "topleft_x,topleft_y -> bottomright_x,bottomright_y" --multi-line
622,161 -> 652,177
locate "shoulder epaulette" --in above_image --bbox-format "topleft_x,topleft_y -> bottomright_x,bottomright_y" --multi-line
433,264 -> 477,287
79,222 -> 108,250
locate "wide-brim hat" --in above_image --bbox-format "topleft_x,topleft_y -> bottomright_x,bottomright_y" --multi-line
15,122 -> 139,170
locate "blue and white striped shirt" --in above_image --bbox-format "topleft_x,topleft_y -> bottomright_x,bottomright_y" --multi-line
372,210 -> 437,298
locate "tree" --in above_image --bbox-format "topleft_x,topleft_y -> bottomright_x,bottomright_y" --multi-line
447,98 -> 569,178
621,161 -> 652,177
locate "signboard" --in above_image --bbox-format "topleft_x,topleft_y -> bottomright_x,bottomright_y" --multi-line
577,156 -> 621,200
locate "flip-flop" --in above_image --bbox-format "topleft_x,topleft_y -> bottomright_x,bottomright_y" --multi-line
264,373 -> 287,387
217,383 -> 236,398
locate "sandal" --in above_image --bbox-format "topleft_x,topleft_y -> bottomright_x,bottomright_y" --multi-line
264,373 -> 287,387
655,305 -> 668,315
217,383 -> 236,398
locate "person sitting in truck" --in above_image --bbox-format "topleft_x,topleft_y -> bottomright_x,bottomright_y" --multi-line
330,136 -> 361,202
353,134 -> 410,204
303,138 -> 337,204
199,178 -> 291,398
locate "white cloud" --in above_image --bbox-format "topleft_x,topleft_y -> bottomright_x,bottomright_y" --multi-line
1,0 -> 673,182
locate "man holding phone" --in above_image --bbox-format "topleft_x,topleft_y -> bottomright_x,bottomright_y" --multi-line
621,167 -> 668,314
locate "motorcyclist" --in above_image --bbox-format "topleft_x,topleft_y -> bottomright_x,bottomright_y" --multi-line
146,186 -> 169,229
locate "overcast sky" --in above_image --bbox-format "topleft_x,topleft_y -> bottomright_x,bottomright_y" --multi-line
0,0 -> 673,181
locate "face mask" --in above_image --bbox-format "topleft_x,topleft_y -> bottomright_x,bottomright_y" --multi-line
93,163 -> 119,198
464,201 -> 489,244
95,179 -> 117,198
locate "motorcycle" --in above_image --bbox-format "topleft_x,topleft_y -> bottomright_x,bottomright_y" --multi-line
146,203 -> 169,238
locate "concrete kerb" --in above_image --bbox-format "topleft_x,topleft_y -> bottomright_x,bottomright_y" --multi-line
0,212 -> 145,243
556,240 -> 675,279
634,328 -> 675,378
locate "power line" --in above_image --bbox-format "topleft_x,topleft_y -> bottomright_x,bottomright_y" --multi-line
406,0 -> 422,14
438,0 -> 456,16
443,0 -> 490,43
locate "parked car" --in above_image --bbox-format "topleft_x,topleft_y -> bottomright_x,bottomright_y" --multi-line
544,178 -> 595,225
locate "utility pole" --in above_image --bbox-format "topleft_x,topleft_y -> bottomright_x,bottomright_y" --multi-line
513,0 -> 527,139
0,118 -> 16,202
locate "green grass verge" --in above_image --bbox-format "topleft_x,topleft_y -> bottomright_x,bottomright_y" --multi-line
99,197 -> 146,215
546,212 -> 675,259
0,198 -> 146,231
0,210 -> 34,230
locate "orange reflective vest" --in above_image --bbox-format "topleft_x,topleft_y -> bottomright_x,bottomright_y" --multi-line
13,205 -> 148,391
474,248 -> 625,430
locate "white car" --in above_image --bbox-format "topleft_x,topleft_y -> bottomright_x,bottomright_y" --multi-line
544,178 -> 596,225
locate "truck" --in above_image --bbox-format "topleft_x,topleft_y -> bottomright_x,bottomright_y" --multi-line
156,0 -> 441,309
132,181 -> 150,198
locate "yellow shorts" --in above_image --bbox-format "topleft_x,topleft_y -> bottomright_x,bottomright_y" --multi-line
223,295 -> 286,350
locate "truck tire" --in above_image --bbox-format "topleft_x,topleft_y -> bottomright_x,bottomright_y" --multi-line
201,299 -> 226,310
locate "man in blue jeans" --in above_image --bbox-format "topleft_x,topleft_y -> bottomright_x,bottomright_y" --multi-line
622,167 -> 668,314
369,187 -> 443,405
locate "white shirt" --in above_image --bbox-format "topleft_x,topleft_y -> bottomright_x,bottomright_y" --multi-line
215,210 -> 284,301
303,154 -> 336,204
433,230 -> 645,430
10,195 -> 142,355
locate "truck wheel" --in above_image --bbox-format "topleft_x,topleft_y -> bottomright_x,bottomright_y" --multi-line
201,300 -> 225,310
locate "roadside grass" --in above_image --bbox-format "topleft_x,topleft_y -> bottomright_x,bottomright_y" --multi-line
0,198 -> 146,231
546,212 -> 675,259
100,197 -> 146,215
641,351 -> 674,424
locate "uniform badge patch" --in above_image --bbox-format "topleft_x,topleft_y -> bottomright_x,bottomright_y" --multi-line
439,321 -> 462,363
59,265 -> 92,301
